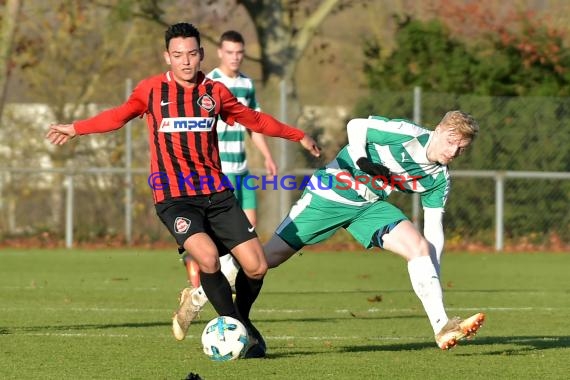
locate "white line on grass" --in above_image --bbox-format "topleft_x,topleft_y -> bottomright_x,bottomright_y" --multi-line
8,332 -> 565,345
322,306 -> 564,313
0,286 -> 161,291
2,286 -> 566,294
0,307 -> 172,313
0,306 -> 566,313
9,332 -> 421,341
12,332 -> 131,338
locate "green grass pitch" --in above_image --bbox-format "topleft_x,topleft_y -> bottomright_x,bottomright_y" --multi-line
1,248 -> 569,379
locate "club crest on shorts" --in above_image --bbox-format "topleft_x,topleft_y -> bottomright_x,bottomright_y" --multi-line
174,217 -> 191,234
197,94 -> 216,112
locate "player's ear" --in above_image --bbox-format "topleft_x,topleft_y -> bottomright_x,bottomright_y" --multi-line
163,51 -> 171,65
199,47 -> 205,61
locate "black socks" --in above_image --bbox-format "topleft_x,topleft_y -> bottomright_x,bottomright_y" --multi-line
199,270 -> 239,319
234,268 -> 264,323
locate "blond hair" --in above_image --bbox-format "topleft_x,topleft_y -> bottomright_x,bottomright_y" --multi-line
439,110 -> 479,141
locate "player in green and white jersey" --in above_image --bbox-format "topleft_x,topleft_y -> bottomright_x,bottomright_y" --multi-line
258,110 -> 484,350
178,110 -> 486,351
278,114 -> 453,273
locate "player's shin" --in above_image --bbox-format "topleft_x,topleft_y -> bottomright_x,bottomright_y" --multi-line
199,270 -> 240,319
407,256 -> 448,334
234,268 -> 266,353
234,268 -> 264,323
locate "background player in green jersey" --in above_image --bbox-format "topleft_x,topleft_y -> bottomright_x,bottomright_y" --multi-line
180,110 -> 485,351
208,31 -> 278,219
173,30 -> 278,340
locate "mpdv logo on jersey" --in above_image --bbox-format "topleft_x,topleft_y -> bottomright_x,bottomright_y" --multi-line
159,117 -> 215,132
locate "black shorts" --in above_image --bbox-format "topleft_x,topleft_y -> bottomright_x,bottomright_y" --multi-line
155,190 -> 257,251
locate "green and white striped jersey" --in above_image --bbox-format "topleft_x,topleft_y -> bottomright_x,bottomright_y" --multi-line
206,68 -> 260,174
309,116 -> 450,208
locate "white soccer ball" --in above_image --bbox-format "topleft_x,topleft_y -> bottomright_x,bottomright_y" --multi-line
201,316 -> 249,361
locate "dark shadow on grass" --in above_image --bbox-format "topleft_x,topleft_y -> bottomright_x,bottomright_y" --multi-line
261,342 -> 434,359
13,320 -> 171,333
264,288 -> 554,295
250,314 -> 423,324
339,335 -> 570,355
8,314 -> 421,336
264,335 -> 570,358
453,335 -> 570,355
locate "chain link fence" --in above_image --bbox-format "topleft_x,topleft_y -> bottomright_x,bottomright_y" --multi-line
0,90 -> 568,251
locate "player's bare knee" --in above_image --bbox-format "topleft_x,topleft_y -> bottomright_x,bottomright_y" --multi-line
382,223 -> 431,261
409,237 -> 430,260
197,254 -> 220,273
243,261 -> 267,279
249,270 -> 267,280
419,237 -> 430,254
256,259 -> 269,278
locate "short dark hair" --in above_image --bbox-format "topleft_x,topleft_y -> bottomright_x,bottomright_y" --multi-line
165,23 -> 201,50
218,30 -> 245,46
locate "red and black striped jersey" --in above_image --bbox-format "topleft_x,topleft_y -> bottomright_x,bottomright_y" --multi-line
74,71 -> 305,203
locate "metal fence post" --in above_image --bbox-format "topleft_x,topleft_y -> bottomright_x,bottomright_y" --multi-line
125,78 -> 133,245
279,80 -> 289,220
495,172 -> 505,251
412,86 -> 421,228
65,174 -> 74,249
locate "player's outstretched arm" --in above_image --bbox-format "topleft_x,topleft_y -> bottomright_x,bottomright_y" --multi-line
46,123 -> 77,145
300,134 -> 321,157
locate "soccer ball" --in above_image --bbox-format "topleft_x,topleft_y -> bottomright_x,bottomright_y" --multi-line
201,316 -> 249,361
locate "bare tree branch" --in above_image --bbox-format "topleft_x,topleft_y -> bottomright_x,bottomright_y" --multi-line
287,0 -> 341,78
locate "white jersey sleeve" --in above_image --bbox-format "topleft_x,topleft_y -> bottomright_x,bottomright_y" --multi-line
346,118 -> 371,165
423,207 -> 445,275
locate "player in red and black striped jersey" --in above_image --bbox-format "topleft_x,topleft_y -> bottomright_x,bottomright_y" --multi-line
46,22 -> 320,358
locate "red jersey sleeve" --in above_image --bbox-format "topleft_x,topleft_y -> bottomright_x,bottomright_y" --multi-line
74,79 -> 149,135
218,83 -> 305,142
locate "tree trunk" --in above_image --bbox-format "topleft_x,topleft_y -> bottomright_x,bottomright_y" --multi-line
0,0 -> 22,120
237,0 -> 341,234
